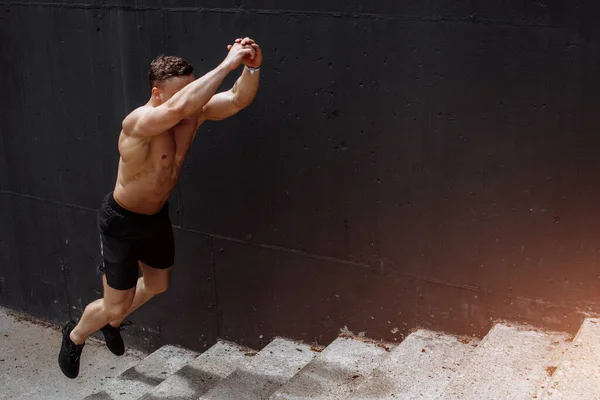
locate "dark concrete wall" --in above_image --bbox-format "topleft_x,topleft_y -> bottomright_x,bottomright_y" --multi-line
2,0 -> 600,351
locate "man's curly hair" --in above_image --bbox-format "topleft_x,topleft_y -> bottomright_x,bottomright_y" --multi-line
148,55 -> 194,89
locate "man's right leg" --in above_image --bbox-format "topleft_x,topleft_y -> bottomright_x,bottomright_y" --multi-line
59,191 -> 142,378
70,276 -> 136,345
59,275 -> 135,378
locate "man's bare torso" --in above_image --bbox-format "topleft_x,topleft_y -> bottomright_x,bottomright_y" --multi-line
113,109 -> 203,215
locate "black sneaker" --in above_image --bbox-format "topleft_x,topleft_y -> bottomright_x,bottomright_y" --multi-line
58,321 -> 84,379
100,321 -> 131,356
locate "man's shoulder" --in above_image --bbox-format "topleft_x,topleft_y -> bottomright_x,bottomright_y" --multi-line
124,105 -> 152,121
122,105 -> 153,135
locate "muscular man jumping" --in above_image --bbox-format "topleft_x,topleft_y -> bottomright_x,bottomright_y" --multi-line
59,37 -> 262,379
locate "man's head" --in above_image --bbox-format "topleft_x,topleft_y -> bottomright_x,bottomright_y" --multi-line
149,55 -> 195,104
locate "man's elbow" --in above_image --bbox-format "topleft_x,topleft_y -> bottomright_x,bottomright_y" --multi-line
232,94 -> 254,111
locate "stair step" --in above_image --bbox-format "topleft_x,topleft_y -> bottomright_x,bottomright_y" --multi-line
198,337 -> 317,400
269,336 -> 394,400
348,330 -> 478,399
541,318 -> 600,399
82,345 -> 199,400
438,323 -> 570,400
139,340 -> 251,400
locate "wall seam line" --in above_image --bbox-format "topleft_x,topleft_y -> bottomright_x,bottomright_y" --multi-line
1,189 -> 594,310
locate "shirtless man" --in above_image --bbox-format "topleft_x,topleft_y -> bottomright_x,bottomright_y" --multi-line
58,37 -> 262,379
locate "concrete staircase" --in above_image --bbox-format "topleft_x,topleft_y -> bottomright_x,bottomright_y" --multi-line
82,319 -> 600,400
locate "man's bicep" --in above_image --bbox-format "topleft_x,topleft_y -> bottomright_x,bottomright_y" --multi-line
125,105 -> 183,137
200,90 -> 242,121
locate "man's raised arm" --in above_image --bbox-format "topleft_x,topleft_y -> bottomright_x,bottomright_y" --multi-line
123,43 -> 256,137
200,37 -> 262,122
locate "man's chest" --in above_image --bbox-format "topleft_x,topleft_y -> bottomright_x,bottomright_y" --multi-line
150,118 -> 197,165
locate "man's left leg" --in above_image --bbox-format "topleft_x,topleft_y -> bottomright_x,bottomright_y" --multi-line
101,205 -> 175,354
109,262 -> 172,327
100,262 -> 171,355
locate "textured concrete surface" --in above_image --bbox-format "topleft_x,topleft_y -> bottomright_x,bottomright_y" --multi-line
542,318 -> 600,399
140,340 -> 252,400
270,336 -> 393,400
6,304 -> 592,400
0,307 -> 145,400
349,330 -> 479,400
199,337 -> 317,400
439,323 -> 571,400
6,0 -> 600,354
83,345 -> 199,400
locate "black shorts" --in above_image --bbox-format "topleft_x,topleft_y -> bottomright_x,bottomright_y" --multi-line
97,192 -> 174,290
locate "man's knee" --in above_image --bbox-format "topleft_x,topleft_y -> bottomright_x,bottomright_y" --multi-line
104,303 -> 131,321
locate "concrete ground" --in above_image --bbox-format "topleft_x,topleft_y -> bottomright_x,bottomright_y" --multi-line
0,307 -> 146,400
